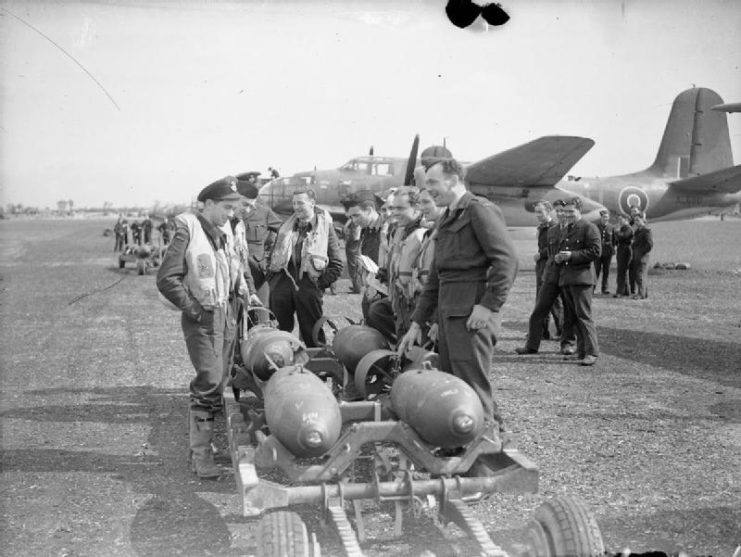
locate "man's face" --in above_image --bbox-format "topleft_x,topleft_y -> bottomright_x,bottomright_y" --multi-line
424,163 -> 456,207
292,192 -> 315,221
418,190 -> 442,221
534,204 -> 551,224
562,204 -> 581,225
600,213 -> 609,224
388,194 -> 419,227
555,206 -> 565,224
237,198 -> 256,219
205,199 -> 237,227
347,206 -> 371,228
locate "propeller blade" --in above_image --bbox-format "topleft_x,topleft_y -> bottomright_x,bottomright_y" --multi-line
404,134 -> 420,186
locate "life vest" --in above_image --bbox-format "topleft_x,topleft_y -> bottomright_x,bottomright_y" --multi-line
176,213 -> 240,309
268,209 -> 332,282
413,227 -> 437,292
388,223 -> 426,303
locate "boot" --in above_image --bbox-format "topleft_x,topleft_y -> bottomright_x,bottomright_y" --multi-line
189,409 -> 221,479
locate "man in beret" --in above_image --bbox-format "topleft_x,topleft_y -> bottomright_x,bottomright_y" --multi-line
234,172 -> 282,306
157,176 -> 259,478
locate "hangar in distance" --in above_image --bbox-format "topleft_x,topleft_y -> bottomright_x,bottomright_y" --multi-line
259,87 -> 740,225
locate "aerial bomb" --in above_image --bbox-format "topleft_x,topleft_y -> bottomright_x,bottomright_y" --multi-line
240,326 -> 308,381
263,365 -> 342,457
332,325 -> 388,376
391,368 -> 485,449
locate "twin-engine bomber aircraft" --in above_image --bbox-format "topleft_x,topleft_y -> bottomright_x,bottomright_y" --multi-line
257,87 -> 740,226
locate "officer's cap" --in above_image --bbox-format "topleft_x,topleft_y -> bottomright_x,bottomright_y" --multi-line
236,180 -> 259,199
197,176 -> 242,203
599,209 -> 609,216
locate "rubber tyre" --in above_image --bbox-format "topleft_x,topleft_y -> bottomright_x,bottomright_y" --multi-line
256,510 -> 310,557
136,259 -> 146,275
525,496 -> 604,557
118,258 -> 125,269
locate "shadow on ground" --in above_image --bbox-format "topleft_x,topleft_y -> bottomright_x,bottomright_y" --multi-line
505,321 -> 741,388
1,386 -> 242,556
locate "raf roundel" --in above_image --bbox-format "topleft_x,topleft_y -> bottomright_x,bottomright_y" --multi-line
617,186 -> 649,215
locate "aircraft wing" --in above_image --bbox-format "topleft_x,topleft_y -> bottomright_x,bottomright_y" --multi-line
465,136 -> 595,188
670,164 -> 741,194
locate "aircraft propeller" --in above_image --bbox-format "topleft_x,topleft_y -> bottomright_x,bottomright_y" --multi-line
403,134 -> 420,186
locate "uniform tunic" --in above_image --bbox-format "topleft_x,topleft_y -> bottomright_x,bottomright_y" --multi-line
411,192 -> 517,420
614,223 -> 634,296
557,219 -> 601,358
631,226 -> 653,298
535,220 -> 563,338
594,222 -> 616,292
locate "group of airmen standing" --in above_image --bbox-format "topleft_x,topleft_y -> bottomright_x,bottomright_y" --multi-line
156,158 -> 518,478
113,213 -> 177,251
515,199 -> 654,366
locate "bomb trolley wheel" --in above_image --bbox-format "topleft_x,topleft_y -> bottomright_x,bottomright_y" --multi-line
354,348 -> 398,399
523,496 -> 604,557
256,510 -> 319,557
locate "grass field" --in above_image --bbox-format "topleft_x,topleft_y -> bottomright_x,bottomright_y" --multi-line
1,216 -> 739,557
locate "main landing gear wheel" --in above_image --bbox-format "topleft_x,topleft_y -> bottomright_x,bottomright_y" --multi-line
354,349 -> 397,399
256,510 -> 319,557
523,496 -> 604,557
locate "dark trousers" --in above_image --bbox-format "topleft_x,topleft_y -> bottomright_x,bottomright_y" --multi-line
535,262 -> 562,338
560,284 -> 599,357
438,313 -> 499,421
182,303 -> 237,413
632,254 -> 650,298
366,296 -> 397,345
615,246 -> 632,295
526,281 -> 575,352
594,252 -> 613,292
345,241 -> 361,294
269,272 -> 324,348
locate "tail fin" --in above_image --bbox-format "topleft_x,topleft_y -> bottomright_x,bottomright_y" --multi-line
651,87 -> 734,178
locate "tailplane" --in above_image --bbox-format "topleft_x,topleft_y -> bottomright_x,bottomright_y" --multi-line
651,87 -> 734,178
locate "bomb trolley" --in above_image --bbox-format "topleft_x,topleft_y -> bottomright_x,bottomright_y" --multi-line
225,319 -> 605,557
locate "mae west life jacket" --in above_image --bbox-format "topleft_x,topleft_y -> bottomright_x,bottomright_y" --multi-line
268,209 -> 332,284
160,212 -> 241,311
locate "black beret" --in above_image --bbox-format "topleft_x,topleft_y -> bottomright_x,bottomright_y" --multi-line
599,209 -> 609,216
236,180 -> 259,199
197,176 -> 242,203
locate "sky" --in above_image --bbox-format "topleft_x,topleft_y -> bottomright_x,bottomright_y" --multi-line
1,0 -> 740,209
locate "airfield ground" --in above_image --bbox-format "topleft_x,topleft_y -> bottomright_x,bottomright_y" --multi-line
0,217 -> 739,557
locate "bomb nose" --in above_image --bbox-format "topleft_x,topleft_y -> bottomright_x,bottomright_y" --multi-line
302,429 -> 324,449
452,413 -> 476,435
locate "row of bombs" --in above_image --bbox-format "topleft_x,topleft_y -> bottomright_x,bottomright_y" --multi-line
237,322 -> 487,458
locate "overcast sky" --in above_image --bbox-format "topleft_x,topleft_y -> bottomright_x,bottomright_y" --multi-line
1,0 -> 740,208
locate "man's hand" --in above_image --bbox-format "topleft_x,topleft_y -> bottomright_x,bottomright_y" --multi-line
397,321 -> 422,356
554,250 -> 572,264
466,304 -> 499,332
427,322 -> 439,344
247,293 -> 263,307
532,253 -> 540,262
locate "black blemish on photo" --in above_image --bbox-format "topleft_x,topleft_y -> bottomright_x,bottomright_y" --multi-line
445,0 -> 510,29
